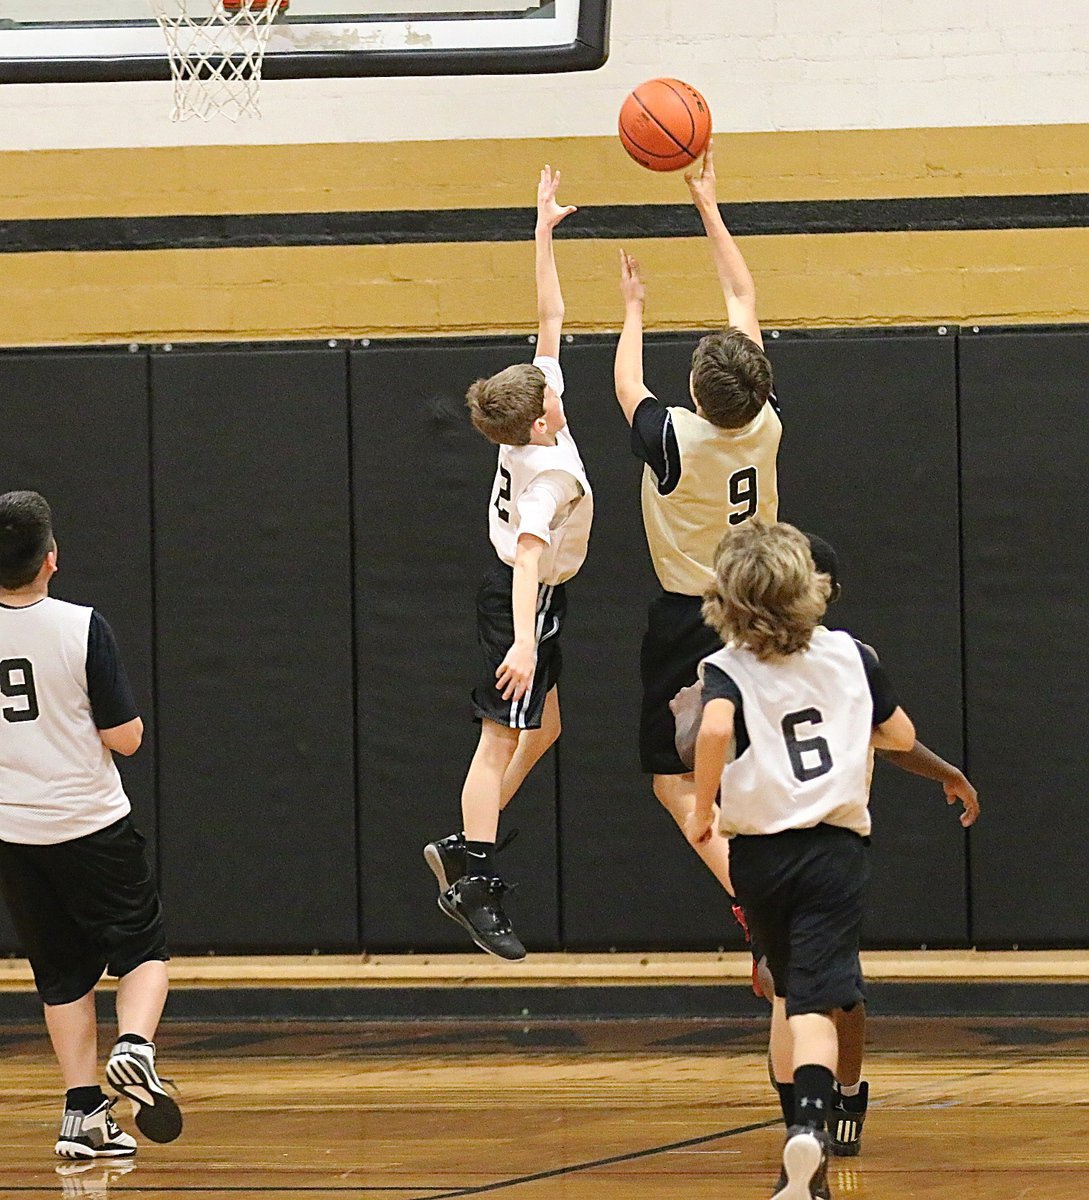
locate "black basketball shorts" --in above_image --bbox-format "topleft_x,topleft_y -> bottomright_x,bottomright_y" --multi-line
471,564 -> 568,731
728,823 -> 869,1018
640,590 -> 722,775
0,815 -> 169,1007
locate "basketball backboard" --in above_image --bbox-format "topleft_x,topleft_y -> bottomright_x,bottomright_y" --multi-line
0,0 -> 609,83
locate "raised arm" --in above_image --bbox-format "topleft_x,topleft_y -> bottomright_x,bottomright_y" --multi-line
684,140 -> 762,348
614,249 -> 649,425
535,165 -> 577,361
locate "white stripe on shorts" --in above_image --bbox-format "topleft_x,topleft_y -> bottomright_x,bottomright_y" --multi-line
509,583 -> 554,729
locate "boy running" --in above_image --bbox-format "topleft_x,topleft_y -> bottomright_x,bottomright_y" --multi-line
690,521 -> 972,1200
0,491 -> 181,1159
423,168 -> 592,961
671,530 -> 979,1158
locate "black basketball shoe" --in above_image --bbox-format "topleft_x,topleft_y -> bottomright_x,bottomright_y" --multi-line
438,875 -> 526,961
771,1126 -> 831,1200
830,1081 -> 868,1157
424,829 -> 518,894
423,833 -> 466,893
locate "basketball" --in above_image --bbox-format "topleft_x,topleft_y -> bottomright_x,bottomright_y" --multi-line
221,0 -> 289,12
618,78 -> 712,172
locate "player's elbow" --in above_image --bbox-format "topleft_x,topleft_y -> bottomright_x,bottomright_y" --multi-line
515,533 -> 547,564
874,708 -> 915,753
102,717 -> 144,756
614,377 -> 646,411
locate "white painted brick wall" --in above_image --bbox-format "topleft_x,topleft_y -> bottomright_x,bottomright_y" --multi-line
0,0 -> 1087,149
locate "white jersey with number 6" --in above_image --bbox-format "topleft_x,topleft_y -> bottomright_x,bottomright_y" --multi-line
701,627 -> 875,838
487,356 -> 593,586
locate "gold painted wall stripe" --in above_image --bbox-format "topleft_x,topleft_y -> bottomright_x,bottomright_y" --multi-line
0,125 -> 1087,220
1,228 -> 1086,347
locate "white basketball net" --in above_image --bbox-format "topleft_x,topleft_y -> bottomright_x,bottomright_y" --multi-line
148,0 -> 282,122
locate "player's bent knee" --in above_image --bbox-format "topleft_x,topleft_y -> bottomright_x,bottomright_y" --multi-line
651,776 -> 688,820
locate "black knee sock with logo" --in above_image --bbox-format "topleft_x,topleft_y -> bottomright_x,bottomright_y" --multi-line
793,1064 -> 835,1131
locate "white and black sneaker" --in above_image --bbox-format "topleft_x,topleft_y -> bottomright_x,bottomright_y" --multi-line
438,875 -> 526,961
106,1039 -> 183,1144
771,1126 -> 831,1200
55,1099 -> 137,1160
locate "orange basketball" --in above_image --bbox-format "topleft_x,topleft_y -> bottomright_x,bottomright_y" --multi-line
618,78 -> 712,172
221,0 -> 289,11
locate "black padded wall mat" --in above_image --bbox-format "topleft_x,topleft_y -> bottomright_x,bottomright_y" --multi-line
3,324 -> 1082,956
558,339 -> 748,949
351,343 -> 561,951
960,328 -> 1089,945
767,331 -> 967,945
151,348 -> 356,950
0,351 -> 154,953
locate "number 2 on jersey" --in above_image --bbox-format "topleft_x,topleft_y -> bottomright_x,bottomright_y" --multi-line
781,707 -> 833,782
494,466 -> 513,524
1,658 -> 39,723
728,466 -> 758,526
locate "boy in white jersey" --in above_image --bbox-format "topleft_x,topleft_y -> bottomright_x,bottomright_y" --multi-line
0,492 -> 181,1159
613,139 -> 781,904
423,167 -> 592,961
690,522 -> 971,1200
672,531 -> 979,1159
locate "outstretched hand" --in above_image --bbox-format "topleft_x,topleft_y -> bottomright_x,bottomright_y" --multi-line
619,249 -> 645,306
945,773 -> 980,828
537,165 -> 577,232
684,138 -> 718,209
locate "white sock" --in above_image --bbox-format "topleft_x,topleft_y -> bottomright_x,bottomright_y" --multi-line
837,1080 -> 862,1098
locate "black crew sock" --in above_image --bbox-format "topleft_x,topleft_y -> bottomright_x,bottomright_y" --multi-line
66,1085 -> 108,1114
793,1063 -> 835,1131
775,1082 -> 795,1129
118,1033 -> 153,1046
463,840 -> 496,877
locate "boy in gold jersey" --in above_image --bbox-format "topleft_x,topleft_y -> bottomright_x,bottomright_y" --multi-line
613,139 -> 780,899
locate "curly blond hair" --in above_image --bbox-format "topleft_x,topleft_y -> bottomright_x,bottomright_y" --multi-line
701,521 -> 830,660
465,363 -> 546,446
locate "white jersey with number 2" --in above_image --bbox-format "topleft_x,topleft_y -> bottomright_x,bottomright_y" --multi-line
487,356 -> 593,586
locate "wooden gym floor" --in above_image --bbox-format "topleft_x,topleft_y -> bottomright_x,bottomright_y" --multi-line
1,1014 -> 1087,1199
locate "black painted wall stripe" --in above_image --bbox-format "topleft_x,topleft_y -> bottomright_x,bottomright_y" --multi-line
1,193 -> 1087,254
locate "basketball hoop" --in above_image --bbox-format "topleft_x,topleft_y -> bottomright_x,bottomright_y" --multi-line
148,0 -> 288,123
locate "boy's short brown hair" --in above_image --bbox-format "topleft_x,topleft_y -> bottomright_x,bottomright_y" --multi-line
466,363 -> 547,446
690,329 -> 773,430
0,491 -> 53,590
